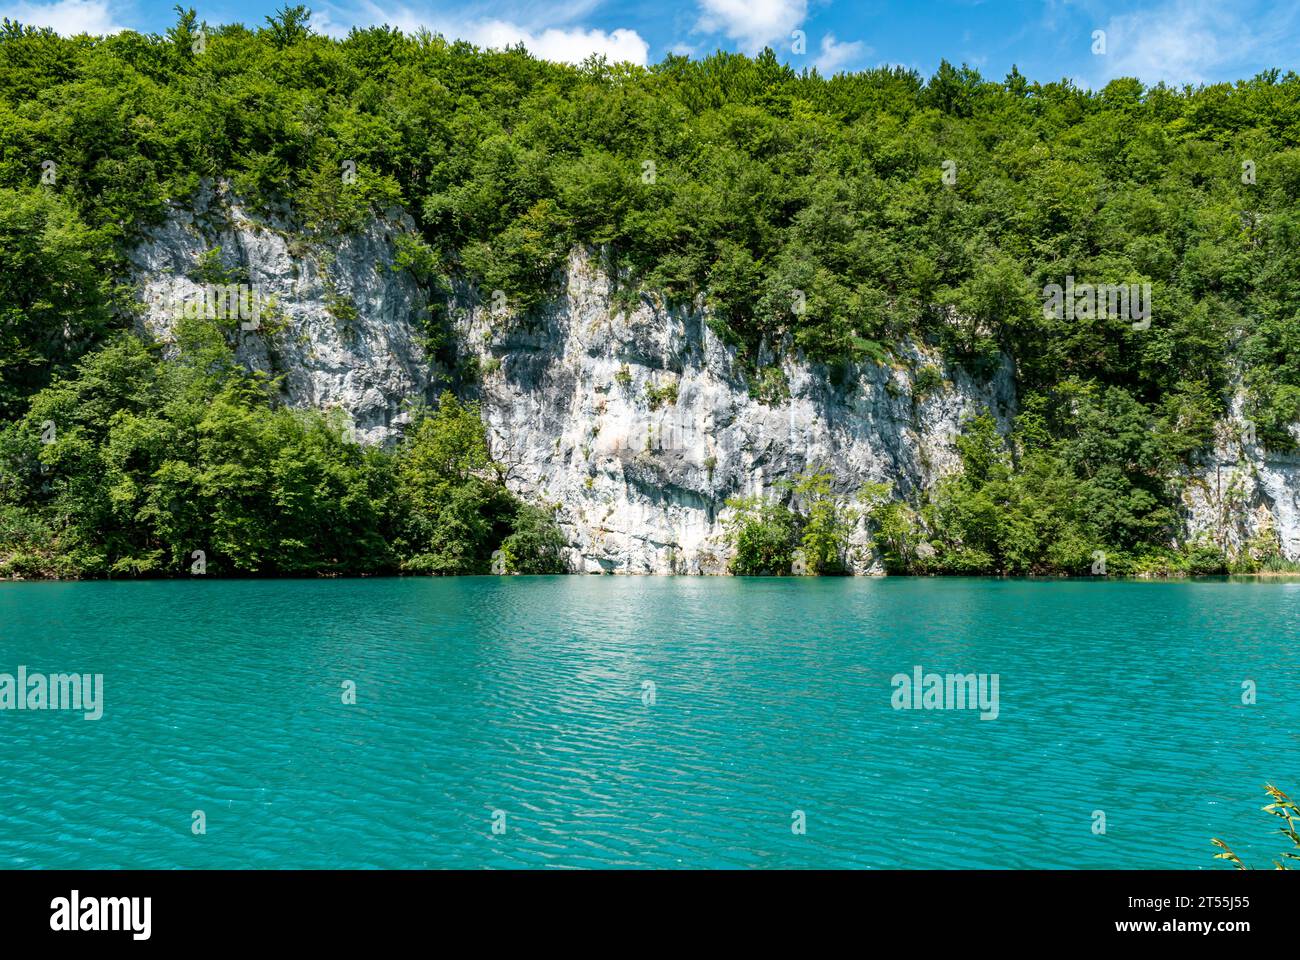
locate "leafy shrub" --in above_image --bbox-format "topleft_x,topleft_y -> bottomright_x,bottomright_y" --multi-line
644,379 -> 678,410
723,495 -> 799,576
499,504 -> 568,574
1212,784 -> 1300,870
0,329 -> 567,577
724,468 -> 856,575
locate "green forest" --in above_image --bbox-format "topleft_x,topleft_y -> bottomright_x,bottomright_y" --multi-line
2,6 -> 1299,577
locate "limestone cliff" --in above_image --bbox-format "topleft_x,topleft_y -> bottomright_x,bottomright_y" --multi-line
451,249 -> 1015,573
128,196 -> 1298,571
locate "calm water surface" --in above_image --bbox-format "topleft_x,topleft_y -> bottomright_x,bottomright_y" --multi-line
0,577 -> 1296,869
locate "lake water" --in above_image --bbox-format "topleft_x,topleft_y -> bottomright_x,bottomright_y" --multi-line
0,577 -> 1295,869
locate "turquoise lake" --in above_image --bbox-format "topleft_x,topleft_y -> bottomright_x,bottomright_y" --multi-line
0,577 -> 1296,869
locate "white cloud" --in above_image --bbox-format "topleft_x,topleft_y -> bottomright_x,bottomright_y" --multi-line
0,0 -> 124,35
309,9 -> 350,39
1094,0 -> 1297,86
695,0 -> 807,54
814,34 -> 866,74
471,19 -> 649,64
313,2 -> 649,65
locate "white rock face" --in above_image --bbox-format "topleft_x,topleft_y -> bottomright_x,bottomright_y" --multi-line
128,185 -> 436,445
126,205 -> 1021,573
1181,393 -> 1300,561
452,250 -> 1017,574
130,203 -> 1300,571
129,203 -> 1017,573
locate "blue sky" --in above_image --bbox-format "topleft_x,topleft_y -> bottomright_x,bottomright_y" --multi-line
3,0 -> 1298,88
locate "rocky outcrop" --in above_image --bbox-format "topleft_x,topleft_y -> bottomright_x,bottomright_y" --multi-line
129,198 -> 1300,571
129,197 -> 1019,574
1182,393 -> 1300,561
452,250 -> 1016,574
128,184 -> 437,445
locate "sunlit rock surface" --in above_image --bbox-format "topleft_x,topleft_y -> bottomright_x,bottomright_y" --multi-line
132,200 -> 1300,571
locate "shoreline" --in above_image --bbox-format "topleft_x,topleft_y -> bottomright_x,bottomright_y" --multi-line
4,571 -> 1300,583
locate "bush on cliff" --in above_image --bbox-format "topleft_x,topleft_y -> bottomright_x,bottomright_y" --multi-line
0,335 -> 567,577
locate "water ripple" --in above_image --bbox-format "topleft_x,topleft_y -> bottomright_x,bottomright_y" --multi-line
0,577 -> 1296,868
